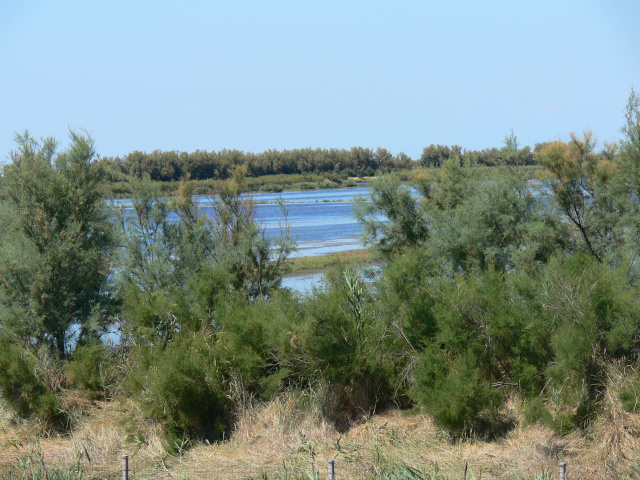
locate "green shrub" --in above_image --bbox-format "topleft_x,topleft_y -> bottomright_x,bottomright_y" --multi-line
0,336 -> 65,427
342,179 -> 358,187
65,343 -> 119,398
619,376 -> 640,412
297,267 -> 402,429
135,333 -> 230,451
549,411 -> 578,436
523,397 -> 553,427
298,182 -> 316,190
212,293 -> 302,400
522,397 -> 579,436
410,346 -> 503,434
258,183 -> 284,193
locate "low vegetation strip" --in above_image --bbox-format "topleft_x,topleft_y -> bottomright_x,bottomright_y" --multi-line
286,249 -> 375,274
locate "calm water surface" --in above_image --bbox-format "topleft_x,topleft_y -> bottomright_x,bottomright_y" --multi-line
115,186 -> 372,258
114,187 -> 374,291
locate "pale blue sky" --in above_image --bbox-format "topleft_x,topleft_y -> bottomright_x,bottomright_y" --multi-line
1,1 -> 638,161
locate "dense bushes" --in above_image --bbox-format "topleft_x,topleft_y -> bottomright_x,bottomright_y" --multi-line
0,336 -> 65,427
129,334 -> 230,451
65,343 -> 120,398
2,91 -> 640,448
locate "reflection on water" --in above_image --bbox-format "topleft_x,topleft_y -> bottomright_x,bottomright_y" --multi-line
280,271 -> 325,295
281,263 -> 381,294
113,187 -> 381,290
113,187 -> 374,258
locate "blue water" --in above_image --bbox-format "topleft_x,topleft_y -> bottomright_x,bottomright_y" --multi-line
113,186 -> 380,292
114,187 -> 373,258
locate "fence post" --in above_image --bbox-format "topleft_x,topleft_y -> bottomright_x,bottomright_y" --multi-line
559,461 -> 567,480
122,454 -> 129,480
328,459 -> 335,480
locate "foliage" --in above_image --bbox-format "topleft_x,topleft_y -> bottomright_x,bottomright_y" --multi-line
0,132 -> 116,357
357,157 -> 566,272
114,170 -> 294,447
353,175 -> 429,258
100,145 -> 416,184
3,89 -> 640,447
295,267 -> 403,428
419,144 -> 462,168
64,343 -> 120,398
619,371 -> 640,413
536,132 -> 618,262
116,169 -> 293,346
0,335 -> 64,426
210,291 -> 302,401
411,345 -> 503,433
129,332 -> 230,450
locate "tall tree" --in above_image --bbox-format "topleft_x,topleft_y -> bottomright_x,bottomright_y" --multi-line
0,131 -> 116,357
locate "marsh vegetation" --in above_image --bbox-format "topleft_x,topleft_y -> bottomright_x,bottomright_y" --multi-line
1,90 -> 640,478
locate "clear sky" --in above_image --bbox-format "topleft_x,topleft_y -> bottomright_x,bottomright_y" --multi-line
1,1 -> 639,161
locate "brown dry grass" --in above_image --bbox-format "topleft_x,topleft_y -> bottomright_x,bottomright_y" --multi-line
176,390 -> 639,479
0,394 -> 167,477
1,381 -> 640,479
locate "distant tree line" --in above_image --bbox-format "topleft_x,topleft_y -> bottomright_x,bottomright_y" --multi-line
98,146 -> 415,182
97,135 -> 546,184
417,132 -> 551,168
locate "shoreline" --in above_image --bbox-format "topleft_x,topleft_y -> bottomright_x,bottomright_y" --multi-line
285,248 -> 375,275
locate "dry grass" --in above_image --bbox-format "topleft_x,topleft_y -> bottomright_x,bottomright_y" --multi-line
581,362 -> 640,464
175,391 -> 636,479
0,394 -> 168,478
2,382 -> 640,478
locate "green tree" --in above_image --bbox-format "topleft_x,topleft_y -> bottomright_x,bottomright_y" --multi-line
536,132 -> 619,262
613,88 -> 640,265
353,175 -> 429,258
419,144 -> 462,168
0,131 -> 116,357
299,267 -> 399,428
117,168 -> 294,346
115,175 -> 183,346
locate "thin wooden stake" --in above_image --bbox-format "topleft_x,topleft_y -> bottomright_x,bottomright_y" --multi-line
559,461 -> 567,480
328,459 -> 335,480
122,454 -> 129,480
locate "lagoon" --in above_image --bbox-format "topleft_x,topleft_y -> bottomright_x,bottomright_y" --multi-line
113,186 -> 374,291
114,186 -> 372,258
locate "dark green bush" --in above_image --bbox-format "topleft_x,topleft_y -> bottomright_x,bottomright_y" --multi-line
523,397 -> 579,436
523,397 -> 553,427
619,376 -> 640,413
65,343 -> 119,398
0,336 -> 65,427
297,267 -> 402,428
134,333 -> 230,451
212,292 -> 302,400
410,346 -> 503,434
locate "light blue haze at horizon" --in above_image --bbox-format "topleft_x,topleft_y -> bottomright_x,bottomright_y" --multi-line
1,1 -> 638,161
